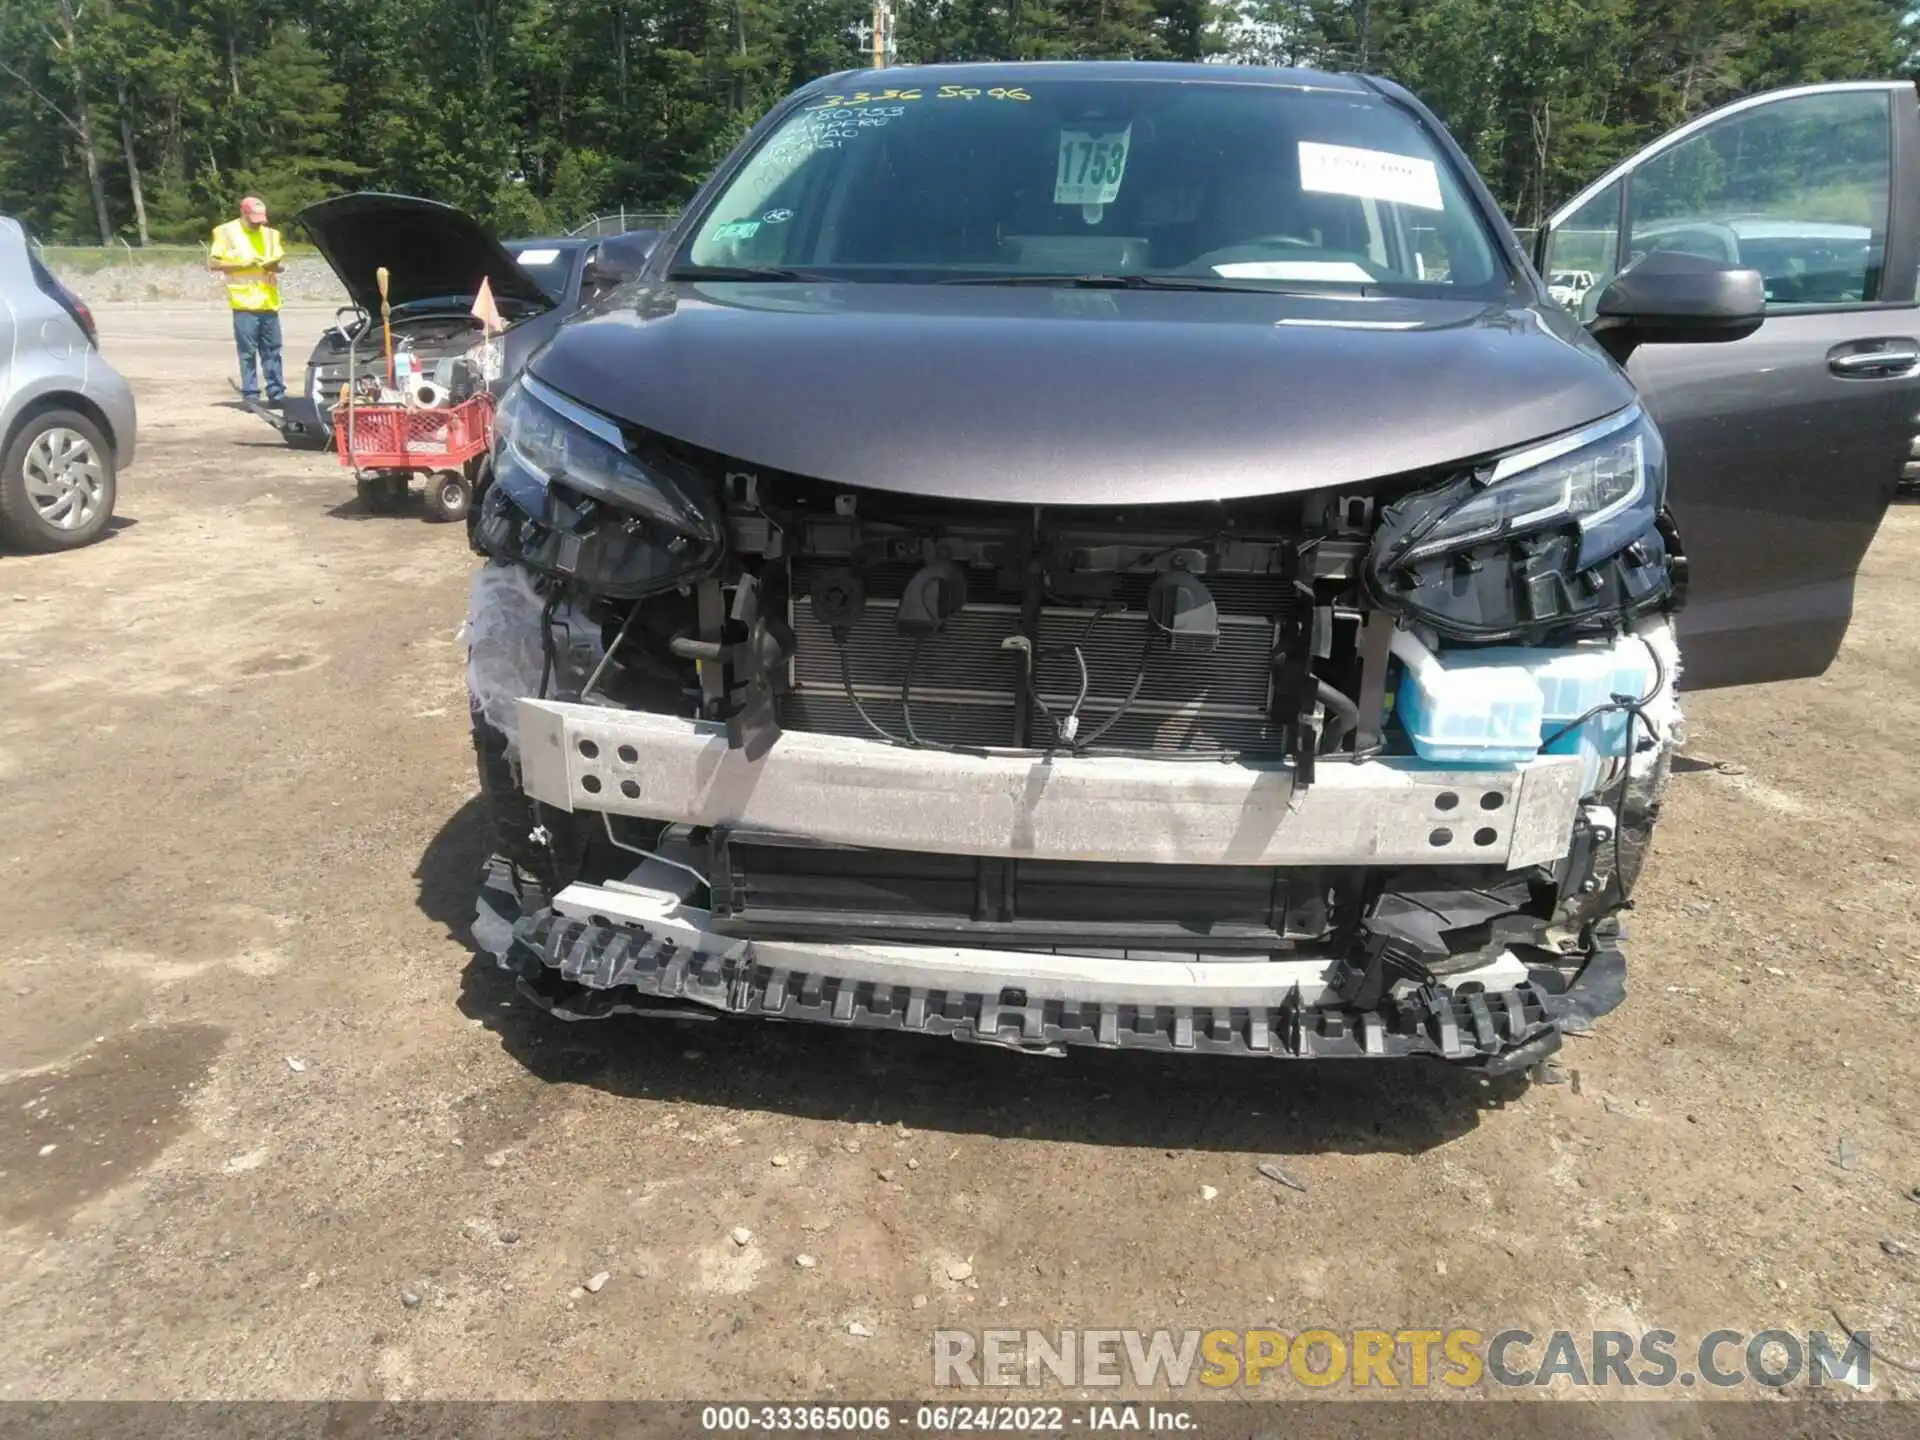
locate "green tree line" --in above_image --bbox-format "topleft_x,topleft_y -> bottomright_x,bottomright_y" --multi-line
0,0 -> 1907,246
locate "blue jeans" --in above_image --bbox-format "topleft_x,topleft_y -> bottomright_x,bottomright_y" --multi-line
232,309 -> 284,401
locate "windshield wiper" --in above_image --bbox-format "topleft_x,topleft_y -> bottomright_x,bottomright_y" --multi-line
668,264 -> 827,282
936,272 -> 1343,294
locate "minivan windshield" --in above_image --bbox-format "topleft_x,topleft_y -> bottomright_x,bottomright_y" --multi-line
679,77 -> 1503,292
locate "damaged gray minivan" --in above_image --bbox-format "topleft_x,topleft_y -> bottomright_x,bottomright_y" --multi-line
464,66 -> 1918,1072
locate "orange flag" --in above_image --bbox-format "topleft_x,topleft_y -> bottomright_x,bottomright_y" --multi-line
470,275 -> 504,335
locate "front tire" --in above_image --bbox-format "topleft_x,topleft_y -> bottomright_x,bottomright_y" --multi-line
0,409 -> 117,552
464,455 -> 492,551
282,424 -> 331,453
470,704 -> 600,891
470,704 -> 662,895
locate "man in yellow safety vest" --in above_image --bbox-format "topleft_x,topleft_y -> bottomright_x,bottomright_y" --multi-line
209,196 -> 286,406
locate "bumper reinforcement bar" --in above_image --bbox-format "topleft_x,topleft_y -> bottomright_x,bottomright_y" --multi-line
482,866 -> 1572,1073
514,700 -> 1587,869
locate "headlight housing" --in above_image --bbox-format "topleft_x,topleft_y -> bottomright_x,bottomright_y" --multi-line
462,334 -> 505,386
1366,406 -> 1675,642
476,374 -> 725,598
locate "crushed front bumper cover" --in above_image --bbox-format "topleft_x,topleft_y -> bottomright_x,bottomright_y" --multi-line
476,859 -> 1626,1075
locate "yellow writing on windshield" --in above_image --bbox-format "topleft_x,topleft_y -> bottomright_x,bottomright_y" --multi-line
807,88 -> 922,108
939,84 -> 1031,101
807,83 -> 1032,108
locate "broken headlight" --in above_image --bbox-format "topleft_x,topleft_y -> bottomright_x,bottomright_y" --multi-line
1366,406 -> 1672,642
477,374 -> 725,598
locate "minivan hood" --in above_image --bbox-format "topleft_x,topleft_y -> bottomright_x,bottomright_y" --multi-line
297,192 -> 554,316
528,282 -> 1635,505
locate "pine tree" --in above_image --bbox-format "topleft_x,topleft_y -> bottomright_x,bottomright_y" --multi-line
0,0 -> 1908,238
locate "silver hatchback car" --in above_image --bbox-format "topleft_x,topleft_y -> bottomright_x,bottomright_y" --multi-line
0,216 -> 137,551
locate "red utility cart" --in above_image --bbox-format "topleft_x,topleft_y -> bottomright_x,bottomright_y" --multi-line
334,391 -> 496,523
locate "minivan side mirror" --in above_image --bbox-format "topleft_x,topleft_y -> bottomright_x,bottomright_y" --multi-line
1586,249 -> 1765,363
584,230 -> 662,296
581,258 -> 628,294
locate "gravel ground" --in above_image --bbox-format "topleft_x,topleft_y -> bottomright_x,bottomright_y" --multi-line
63,257 -> 347,307
2,304 -> 1919,1414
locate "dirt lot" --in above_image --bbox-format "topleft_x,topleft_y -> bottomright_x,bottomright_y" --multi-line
3,303 -> 1920,1407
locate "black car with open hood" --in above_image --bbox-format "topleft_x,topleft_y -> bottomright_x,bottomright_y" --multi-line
298,192 -> 555,316
263,194 -> 658,455
463,64 -> 1913,1073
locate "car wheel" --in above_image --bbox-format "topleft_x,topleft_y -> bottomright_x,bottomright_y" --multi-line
472,704 -> 573,878
425,469 -> 472,524
0,409 -> 116,552
464,456 -> 493,551
470,702 -> 665,894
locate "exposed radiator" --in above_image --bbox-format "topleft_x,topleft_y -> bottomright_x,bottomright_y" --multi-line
781,559 -> 1290,754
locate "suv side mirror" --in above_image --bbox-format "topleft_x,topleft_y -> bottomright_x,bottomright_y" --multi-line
1587,249 -> 1765,363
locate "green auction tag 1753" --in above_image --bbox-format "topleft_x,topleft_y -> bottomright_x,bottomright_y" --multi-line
1054,125 -> 1131,207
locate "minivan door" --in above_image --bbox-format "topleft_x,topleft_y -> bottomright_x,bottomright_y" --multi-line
1539,81 -> 1920,689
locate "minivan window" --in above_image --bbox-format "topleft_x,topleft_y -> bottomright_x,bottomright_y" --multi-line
1625,89 -> 1891,307
681,79 -> 1504,292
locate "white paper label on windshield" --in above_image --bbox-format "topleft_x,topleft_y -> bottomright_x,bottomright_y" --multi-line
1055,125 -> 1132,207
1214,260 -> 1376,282
515,247 -> 561,264
1298,141 -> 1443,211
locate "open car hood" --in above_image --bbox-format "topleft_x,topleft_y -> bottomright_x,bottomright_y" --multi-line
296,192 -> 554,316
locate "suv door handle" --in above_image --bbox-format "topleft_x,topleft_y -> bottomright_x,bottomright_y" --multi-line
1829,340 -> 1920,377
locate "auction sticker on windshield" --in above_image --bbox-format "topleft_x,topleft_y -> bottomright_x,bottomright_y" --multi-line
516,247 -> 561,264
1298,141 -> 1443,211
1215,259 -> 1376,282
1055,125 -> 1132,207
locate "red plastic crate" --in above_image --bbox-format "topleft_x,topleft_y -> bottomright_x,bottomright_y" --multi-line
334,392 -> 494,471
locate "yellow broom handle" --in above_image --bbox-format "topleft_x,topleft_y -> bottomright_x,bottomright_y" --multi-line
376,266 -> 393,385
